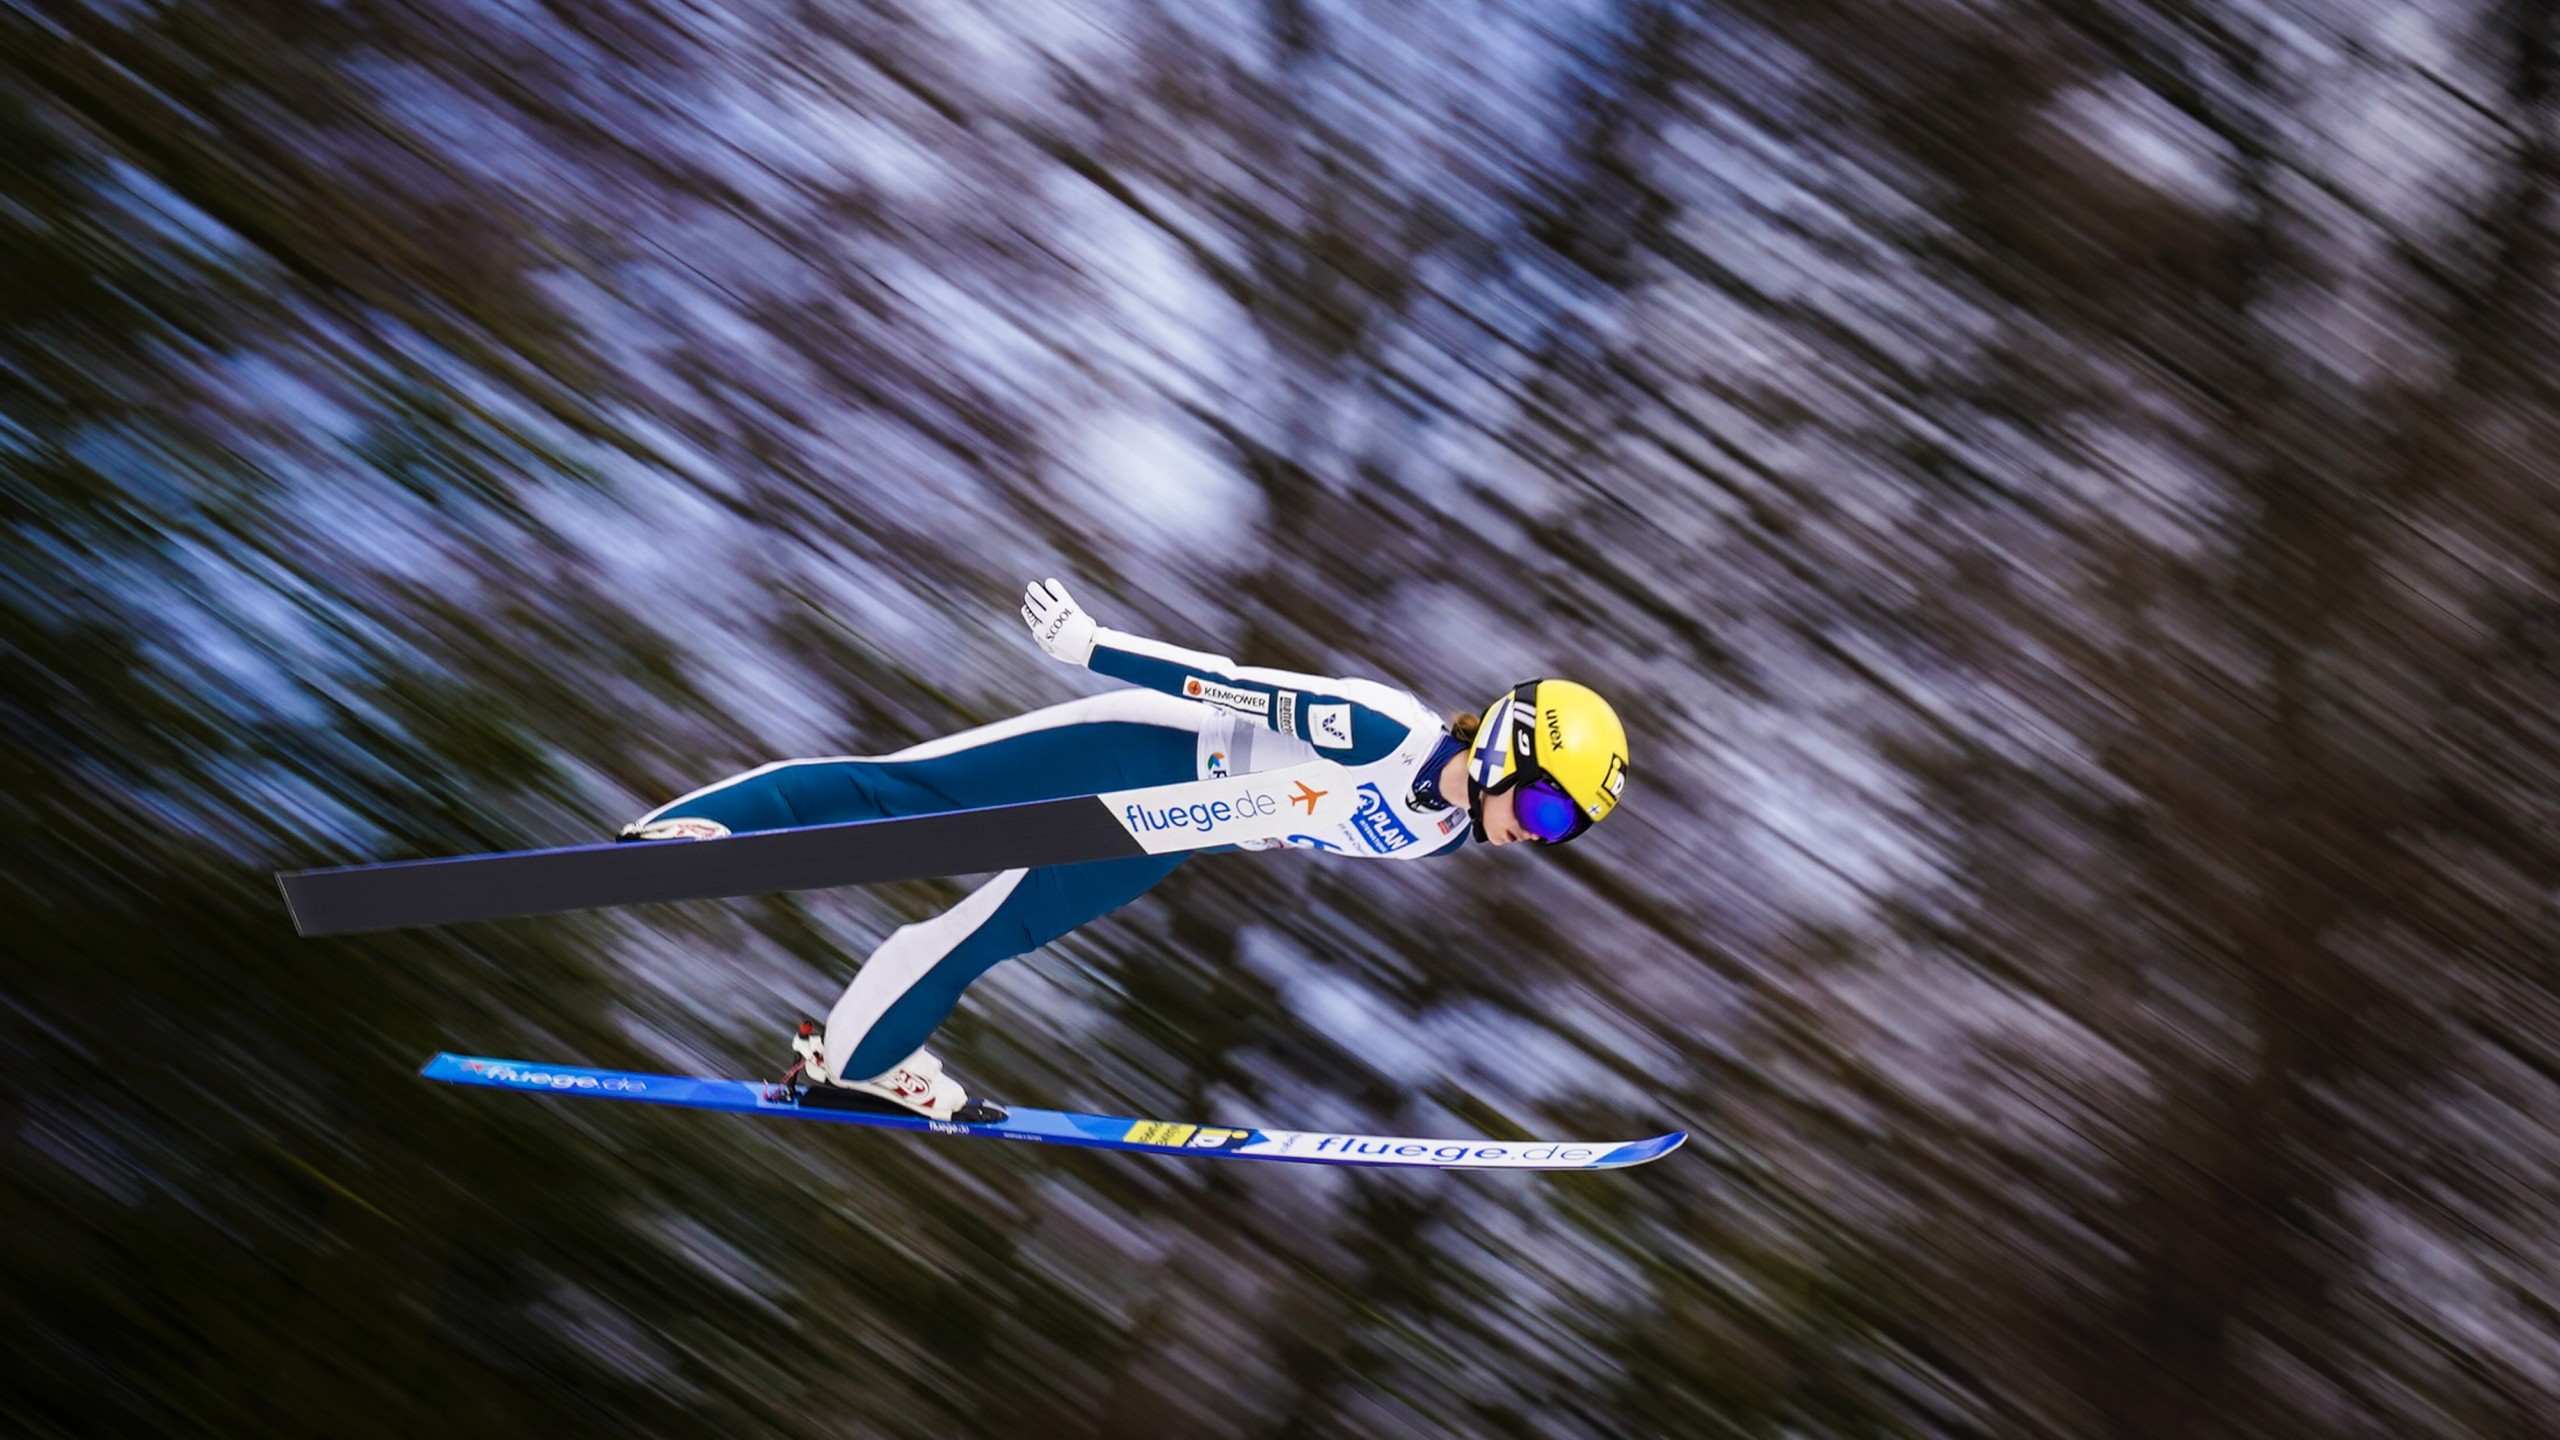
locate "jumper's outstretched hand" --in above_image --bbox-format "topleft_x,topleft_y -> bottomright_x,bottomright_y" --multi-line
1021,578 -> 1098,666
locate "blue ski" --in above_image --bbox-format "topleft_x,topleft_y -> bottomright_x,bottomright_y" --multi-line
422,1054 -> 1685,1171
281,764 -> 1360,937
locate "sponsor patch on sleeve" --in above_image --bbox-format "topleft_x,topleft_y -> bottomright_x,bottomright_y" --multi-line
1308,702 -> 1353,749
1274,690 -> 1298,736
1183,675 -> 1272,716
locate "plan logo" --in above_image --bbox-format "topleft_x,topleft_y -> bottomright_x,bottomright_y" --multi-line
1350,783 -> 1418,852
1184,675 -> 1270,716
1308,703 -> 1352,749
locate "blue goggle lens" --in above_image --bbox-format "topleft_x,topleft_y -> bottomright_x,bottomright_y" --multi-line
1513,778 -> 1587,844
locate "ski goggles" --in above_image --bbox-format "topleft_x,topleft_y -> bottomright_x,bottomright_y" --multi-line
1509,772 -> 1594,845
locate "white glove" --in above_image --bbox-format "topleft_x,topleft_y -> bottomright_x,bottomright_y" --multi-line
1020,578 -> 1099,666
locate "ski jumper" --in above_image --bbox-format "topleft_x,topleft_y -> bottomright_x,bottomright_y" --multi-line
630,627 -> 1471,1082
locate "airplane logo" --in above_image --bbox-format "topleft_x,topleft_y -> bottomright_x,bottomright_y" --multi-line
1289,781 -> 1328,815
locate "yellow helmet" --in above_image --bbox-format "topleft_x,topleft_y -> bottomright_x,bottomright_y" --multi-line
1465,678 -> 1629,844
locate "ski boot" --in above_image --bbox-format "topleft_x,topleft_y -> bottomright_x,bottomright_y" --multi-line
784,1021 -> 1006,1124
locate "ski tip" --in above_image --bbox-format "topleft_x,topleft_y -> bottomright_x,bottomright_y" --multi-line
277,871 -> 313,937
1596,1132 -> 1688,1168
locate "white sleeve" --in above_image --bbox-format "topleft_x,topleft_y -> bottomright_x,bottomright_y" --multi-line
1087,628 -> 1430,765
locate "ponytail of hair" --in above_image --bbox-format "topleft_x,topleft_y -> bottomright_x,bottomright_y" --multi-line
1448,709 -> 1481,744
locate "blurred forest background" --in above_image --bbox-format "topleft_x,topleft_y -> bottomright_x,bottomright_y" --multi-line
6,0 -> 2559,1435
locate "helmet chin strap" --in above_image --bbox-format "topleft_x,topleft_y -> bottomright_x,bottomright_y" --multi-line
1464,691 -> 1530,844
1468,772 -> 1523,844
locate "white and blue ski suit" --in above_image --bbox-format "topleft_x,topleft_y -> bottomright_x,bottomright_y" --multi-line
630,626 -> 1473,1083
